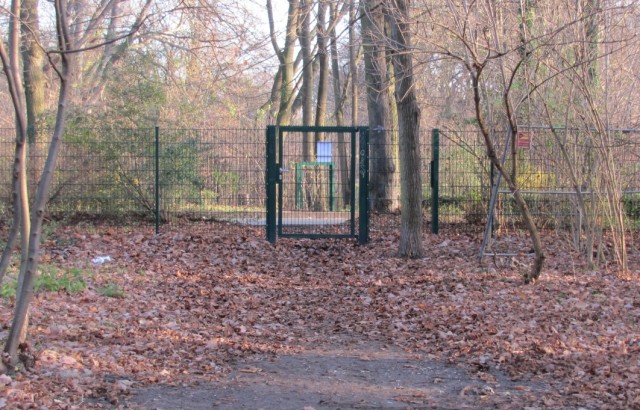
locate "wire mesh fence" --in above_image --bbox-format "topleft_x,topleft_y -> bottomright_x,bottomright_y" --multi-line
493,127 -> 640,231
1,126 -> 640,236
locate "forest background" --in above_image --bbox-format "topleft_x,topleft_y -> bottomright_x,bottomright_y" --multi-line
1,0 -> 640,380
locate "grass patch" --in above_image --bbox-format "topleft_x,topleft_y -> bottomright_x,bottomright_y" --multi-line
35,266 -> 86,293
1,280 -> 16,299
97,283 -> 125,299
0,265 -> 87,299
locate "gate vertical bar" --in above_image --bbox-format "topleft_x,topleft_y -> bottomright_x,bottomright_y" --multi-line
350,130 -> 357,236
358,127 -> 370,244
154,126 -> 160,235
266,126 -> 277,243
431,128 -> 440,234
277,127 -> 284,238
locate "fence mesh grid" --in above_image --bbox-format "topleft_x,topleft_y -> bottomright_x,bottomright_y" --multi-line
277,129 -> 356,237
1,127 -> 640,235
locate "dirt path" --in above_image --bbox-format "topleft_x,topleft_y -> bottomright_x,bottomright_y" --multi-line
129,339 -> 549,409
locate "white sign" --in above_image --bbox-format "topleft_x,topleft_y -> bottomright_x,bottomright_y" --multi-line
317,142 -> 332,163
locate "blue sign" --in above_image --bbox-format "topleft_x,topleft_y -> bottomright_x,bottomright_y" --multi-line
317,142 -> 332,163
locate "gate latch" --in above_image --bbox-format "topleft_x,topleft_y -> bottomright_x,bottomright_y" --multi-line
275,163 -> 285,183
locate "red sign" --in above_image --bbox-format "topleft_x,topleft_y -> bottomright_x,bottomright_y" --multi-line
516,131 -> 532,149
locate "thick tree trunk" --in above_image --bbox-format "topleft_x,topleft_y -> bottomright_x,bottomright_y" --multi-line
388,0 -> 423,258
361,0 -> 397,212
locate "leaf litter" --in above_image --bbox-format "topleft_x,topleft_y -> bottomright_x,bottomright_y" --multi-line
0,222 -> 638,408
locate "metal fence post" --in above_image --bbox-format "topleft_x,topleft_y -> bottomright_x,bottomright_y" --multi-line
359,127 -> 370,244
155,126 -> 160,235
431,128 -> 440,234
266,126 -> 277,243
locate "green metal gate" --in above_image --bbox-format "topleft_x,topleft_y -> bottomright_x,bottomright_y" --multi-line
266,125 -> 369,244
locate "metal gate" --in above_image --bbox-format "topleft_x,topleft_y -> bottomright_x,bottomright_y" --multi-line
266,125 -> 369,244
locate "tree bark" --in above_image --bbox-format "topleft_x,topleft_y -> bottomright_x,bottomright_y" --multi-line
315,0 -> 329,142
268,0 -> 299,126
361,0 -> 397,212
20,0 -> 46,146
388,0 -> 423,258
330,1 -> 351,207
349,0 -> 358,126
299,0 -> 314,159
0,0 -> 30,371
0,0 -> 30,287
3,0 -> 74,368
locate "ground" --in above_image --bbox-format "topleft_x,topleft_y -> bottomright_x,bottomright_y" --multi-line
0,222 -> 639,409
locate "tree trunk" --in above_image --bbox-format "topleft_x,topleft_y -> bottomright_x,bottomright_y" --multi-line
21,0 -> 45,144
349,0 -> 358,126
330,1 -> 351,207
471,70 -> 545,282
20,0 -> 46,192
388,0 -> 423,258
0,0 -> 30,284
3,0 -> 73,367
0,0 -> 30,370
268,0 -> 299,126
299,0 -> 314,159
5,58 -> 72,370
361,0 -> 397,212
315,0 -> 329,141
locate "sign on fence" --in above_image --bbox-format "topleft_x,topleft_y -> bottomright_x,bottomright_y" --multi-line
317,141 -> 332,163
516,131 -> 532,149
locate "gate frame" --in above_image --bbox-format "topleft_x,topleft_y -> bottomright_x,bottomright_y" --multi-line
266,125 -> 369,244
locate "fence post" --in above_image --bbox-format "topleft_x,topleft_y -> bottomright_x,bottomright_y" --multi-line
358,127 -> 370,244
431,128 -> 440,234
266,126 -> 277,243
155,126 -> 160,235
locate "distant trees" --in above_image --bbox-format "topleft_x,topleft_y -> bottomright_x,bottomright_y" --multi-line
410,0 -> 640,277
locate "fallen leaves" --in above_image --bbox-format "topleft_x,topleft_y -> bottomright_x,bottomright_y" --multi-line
0,223 -> 638,408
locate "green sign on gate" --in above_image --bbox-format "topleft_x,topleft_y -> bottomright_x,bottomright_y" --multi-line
266,125 -> 369,244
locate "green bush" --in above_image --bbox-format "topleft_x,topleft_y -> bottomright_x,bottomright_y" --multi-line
623,193 -> 640,221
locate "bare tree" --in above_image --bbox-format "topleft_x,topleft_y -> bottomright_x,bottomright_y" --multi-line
0,0 -> 160,370
387,0 -> 423,258
268,0 -> 300,125
299,0 -> 315,157
0,0 -> 75,370
315,0 -> 330,135
361,0 -> 398,212
330,0 -> 358,206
